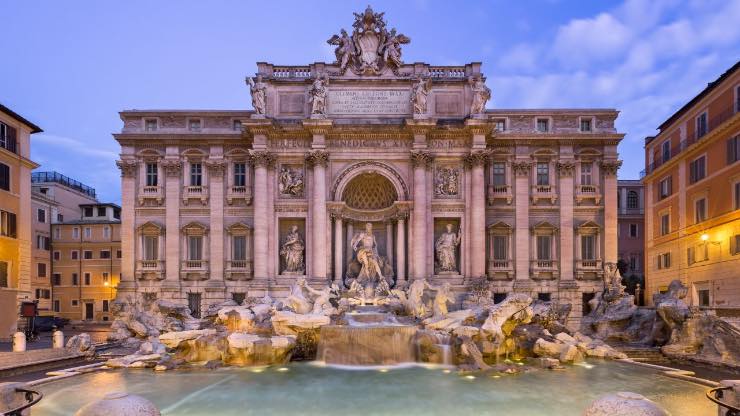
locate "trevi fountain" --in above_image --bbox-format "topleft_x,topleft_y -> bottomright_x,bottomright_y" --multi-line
13,6 -> 740,416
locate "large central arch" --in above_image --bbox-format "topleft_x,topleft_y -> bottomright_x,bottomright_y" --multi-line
331,161 -> 408,202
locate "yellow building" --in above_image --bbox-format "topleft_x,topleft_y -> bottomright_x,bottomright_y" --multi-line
642,61 -> 740,308
51,203 -> 121,322
0,104 -> 41,340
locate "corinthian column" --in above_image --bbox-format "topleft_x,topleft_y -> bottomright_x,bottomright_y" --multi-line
306,150 -> 330,281
161,158 -> 182,289
600,160 -> 622,263
116,159 -> 138,295
250,151 -> 275,280
557,160 -> 575,282
512,160 -> 532,281
396,213 -> 407,282
206,159 -> 226,285
410,150 -> 433,279
465,150 -> 489,278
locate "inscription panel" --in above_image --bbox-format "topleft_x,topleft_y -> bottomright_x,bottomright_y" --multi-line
328,89 -> 411,115
279,93 -> 306,115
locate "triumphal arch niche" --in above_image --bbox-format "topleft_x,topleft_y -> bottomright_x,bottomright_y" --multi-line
117,6 -> 623,324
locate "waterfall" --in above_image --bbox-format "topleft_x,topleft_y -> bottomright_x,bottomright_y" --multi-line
317,325 -> 418,365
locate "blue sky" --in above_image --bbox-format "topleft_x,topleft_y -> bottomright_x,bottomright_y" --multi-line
2,0 -> 739,203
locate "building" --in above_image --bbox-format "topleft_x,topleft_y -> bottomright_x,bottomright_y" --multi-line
0,104 -> 41,340
114,8 -> 623,327
30,171 -> 98,314
51,203 -> 121,322
617,179 -> 644,304
642,60 -> 740,308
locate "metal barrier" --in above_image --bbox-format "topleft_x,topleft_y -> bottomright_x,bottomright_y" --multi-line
706,386 -> 740,416
3,388 -> 43,416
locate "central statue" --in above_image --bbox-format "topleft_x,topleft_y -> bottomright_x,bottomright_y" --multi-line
347,222 -> 394,303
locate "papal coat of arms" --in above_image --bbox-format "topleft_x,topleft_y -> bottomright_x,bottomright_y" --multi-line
327,6 -> 411,75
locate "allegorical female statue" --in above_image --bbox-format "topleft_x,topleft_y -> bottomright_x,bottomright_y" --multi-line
411,77 -> 431,116
435,223 -> 461,272
469,76 -> 491,115
308,75 -> 329,116
280,225 -> 305,274
247,75 -> 267,115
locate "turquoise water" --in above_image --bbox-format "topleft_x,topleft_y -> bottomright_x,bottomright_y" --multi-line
34,361 -> 714,416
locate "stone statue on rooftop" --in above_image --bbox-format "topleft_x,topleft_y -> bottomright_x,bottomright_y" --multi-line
247,75 -> 267,115
308,75 -> 329,117
327,29 -> 355,73
411,77 -> 431,116
469,76 -> 491,115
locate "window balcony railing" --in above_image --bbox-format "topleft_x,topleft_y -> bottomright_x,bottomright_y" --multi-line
135,260 -> 165,280
531,259 -> 559,280
226,185 -> 252,205
531,185 -> 557,204
225,259 -> 254,281
575,184 -> 602,205
182,186 -> 209,205
181,260 -> 209,281
487,185 -> 512,205
138,185 -> 164,206
487,259 -> 514,280
575,259 -> 604,280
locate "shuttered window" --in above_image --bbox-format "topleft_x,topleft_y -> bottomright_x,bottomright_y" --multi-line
0,163 -> 9,191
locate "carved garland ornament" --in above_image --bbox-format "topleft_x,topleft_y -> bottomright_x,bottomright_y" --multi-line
116,160 -> 137,178
205,160 -> 227,176
511,161 -> 533,176
305,150 -> 330,168
161,159 -> 182,177
249,151 -> 276,168
463,150 -> 490,168
599,160 -> 622,176
556,160 -> 576,177
410,150 -> 434,169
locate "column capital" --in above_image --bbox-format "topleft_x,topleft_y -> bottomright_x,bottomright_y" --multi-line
302,118 -> 333,136
556,160 -> 576,177
161,159 -> 182,177
463,150 -> 490,168
206,159 -> 227,175
249,150 -> 276,168
305,150 -> 330,167
511,160 -> 532,176
116,159 -> 138,178
599,160 -> 623,176
410,150 -> 434,169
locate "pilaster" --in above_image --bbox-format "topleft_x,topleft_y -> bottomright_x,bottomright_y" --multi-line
206,158 -> 226,286
250,150 -> 275,281
557,159 -> 575,281
600,160 -> 622,263
116,159 -> 138,293
162,158 -> 182,289
410,150 -> 433,278
512,160 -> 532,280
306,149 -> 330,282
464,150 -> 489,278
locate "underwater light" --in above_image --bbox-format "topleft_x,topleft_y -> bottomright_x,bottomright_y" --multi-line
277,367 -> 289,372
464,375 -> 476,380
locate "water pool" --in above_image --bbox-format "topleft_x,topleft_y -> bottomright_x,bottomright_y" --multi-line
34,361 -> 714,416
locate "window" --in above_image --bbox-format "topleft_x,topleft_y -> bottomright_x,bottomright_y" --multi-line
627,191 -> 639,209
84,272 -> 91,285
36,235 -> 50,250
84,207 -> 93,217
102,300 -> 110,312
659,177 -> 672,199
83,250 -> 93,260
629,224 -> 638,238
233,236 -> 247,261
116,250 -> 122,259
97,207 -> 106,217
581,235 -> 595,260
536,235 -> 551,260
660,213 -> 670,236
536,162 -> 549,186
538,293 -> 551,302
233,163 -> 246,187
145,119 -> 157,131
102,272 -> 109,284
494,119 -> 506,132
188,236 -> 203,260
0,210 -> 17,238
492,235 -> 507,260
0,261 -> 7,287
661,140 -> 671,162
536,118 -> 549,132
72,273 -> 78,285
0,122 -> 18,154
492,162 -> 506,186
232,292 -> 246,305
689,156 -> 706,184
143,236 -> 158,260
54,227 -> 61,239
103,226 -> 110,239
233,119 -> 242,131
35,289 -> 50,299
36,208 -> 46,223
71,250 -> 79,260
188,292 -> 202,319
697,289 -> 710,307
732,234 -> 740,255
113,209 -> 120,220
580,118 -> 592,132
629,255 -> 639,271
37,263 -> 46,278
57,213 -> 63,222
189,119 -> 201,131
53,251 -> 60,261
84,227 -> 92,238
190,163 -> 202,186
100,250 -> 111,259
493,293 -> 507,304
657,252 -> 671,269
0,163 -> 9,191
728,136 -> 740,165
146,163 -> 158,186
53,300 -> 60,312
580,163 -> 592,185
736,182 -> 740,210
52,273 -> 61,285
71,299 -> 79,307
695,198 -> 707,223
696,112 -> 708,138
72,227 -> 80,239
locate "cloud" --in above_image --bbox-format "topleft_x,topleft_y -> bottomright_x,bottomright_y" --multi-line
499,44 -> 538,72
552,13 -> 633,67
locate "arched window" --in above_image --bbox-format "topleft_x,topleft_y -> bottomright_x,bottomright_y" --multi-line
627,191 -> 639,209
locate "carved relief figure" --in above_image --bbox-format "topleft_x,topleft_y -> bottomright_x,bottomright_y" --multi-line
411,77 -> 431,115
327,29 -> 355,73
308,75 -> 329,116
285,277 -> 311,314
469,77 -> 491,115
278,167 -> 304,197
280,225 -> 305,274
381,28 -> 411,68
435,223 -> 462,272
247,75 -> 267,115
426,281 -> 453,319
435,167 -> 459,196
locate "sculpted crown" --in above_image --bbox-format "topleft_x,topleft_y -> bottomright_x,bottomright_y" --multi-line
512,160 -> 533,176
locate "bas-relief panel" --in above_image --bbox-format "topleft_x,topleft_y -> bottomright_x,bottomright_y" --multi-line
508,116 -> 534,132
124,118 -> 142,130
434,165 -> 461,198
204,116 -> 232,129
553,116 -> 578,130
160,116 -> 187,129
278,164 -> 305,198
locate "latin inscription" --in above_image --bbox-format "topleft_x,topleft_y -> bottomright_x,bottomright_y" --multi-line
328,89 -> 410,115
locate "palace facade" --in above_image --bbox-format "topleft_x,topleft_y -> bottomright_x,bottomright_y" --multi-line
114,8 -> 623,326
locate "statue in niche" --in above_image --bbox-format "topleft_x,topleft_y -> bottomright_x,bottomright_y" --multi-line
280,225 -> 305,274
278,167 -> 304,197
327,29 -> 355,73
347,223 -> 394,302
435,223 -> 462,273
381,28 -> 410,69
308,75 -> 329,116
435,167 -> 459,196
411,77 -> 431,116
469,76 -> 491,115
247,75 -> 267,115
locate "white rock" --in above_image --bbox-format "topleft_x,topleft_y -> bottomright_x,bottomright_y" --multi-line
159,329 -> 216,349
555,332 -> 577,344
452,326 -> 481,338
574,332 -> 593,344
227,333 -> 261,349
535,357 -> 561,369
270,335 -> 297,349
271,311 -> 330,336
66,333 -> 93,352
583,392 -> 669,416
533,338 -> 565,358
424,309 -> 476,331
481,294 -> 533,342
560,344 -> 584,363
74,392 -> 160,416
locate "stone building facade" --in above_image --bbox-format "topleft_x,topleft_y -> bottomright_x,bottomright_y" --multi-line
114,8 -> 623,326
617,179 -> 644,304
0,104 -> 40,340
642,60 -> 740,308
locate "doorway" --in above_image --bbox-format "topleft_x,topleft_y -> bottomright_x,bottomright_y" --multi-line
84,302 -> 94,320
